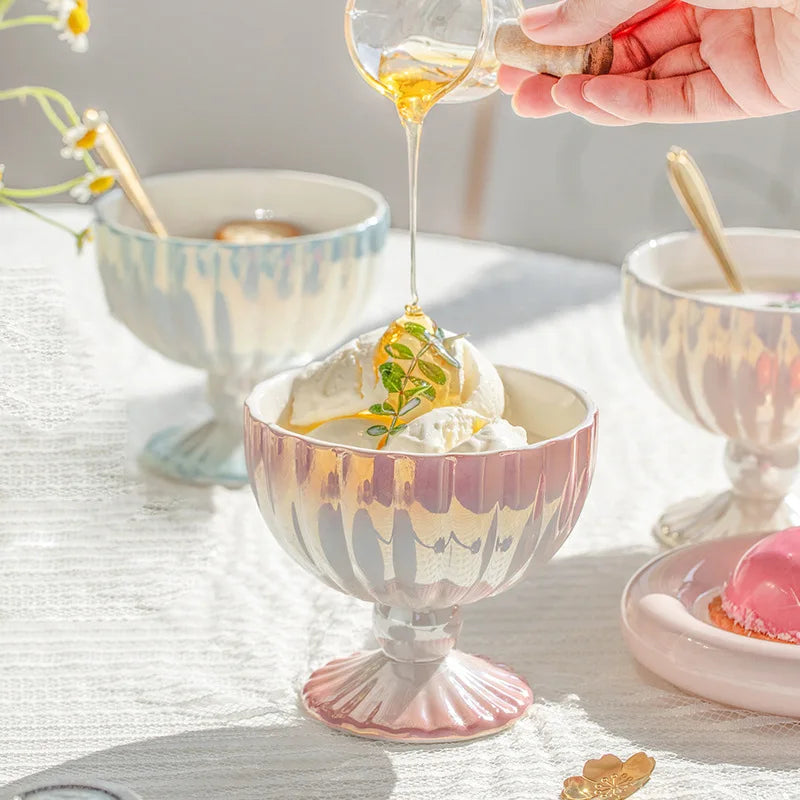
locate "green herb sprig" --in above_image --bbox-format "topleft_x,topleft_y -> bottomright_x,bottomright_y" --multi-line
367,321 -> 467,448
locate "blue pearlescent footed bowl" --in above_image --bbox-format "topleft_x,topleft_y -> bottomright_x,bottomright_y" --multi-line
94,169 -> 389,487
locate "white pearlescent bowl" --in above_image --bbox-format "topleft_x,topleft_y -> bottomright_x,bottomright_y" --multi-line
94,169 -> 389,487
244,365 -> 598,742
622,229 -> 800,548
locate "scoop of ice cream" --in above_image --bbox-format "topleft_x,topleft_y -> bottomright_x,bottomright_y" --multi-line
306,408 -> 527,454
385,408 -> 526,454
290,327 -> 505,429
290,329 -> 385,429
721,527 -> 800,644
460,338 -> 505,421
287,324 -> 526,454
452,419 -> 528,453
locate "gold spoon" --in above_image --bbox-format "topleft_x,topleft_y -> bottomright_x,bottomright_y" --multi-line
666,146 -> 747,294
84,112 -> 301,244
84,108 -> 168,239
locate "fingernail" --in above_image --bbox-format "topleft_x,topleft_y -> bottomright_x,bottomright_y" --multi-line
582,78 -> 615,105
550,82 -> 566,109
521,3 -> 561,32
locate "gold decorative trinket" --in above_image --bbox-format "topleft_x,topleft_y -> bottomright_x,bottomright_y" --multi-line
561,752 -> 656,800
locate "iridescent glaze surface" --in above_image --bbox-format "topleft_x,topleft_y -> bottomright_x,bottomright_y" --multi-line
94,170 -> 389,487
245,365 -> 597,741
622,229 -> 800,547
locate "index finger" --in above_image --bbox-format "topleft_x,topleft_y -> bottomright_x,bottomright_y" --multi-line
520,0 -> 675,46
610,1 -> 699,73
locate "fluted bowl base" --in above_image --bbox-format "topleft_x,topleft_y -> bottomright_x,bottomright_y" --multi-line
141,420 -> 247,488
654,490 -> 800,549
302,650 -> 533,743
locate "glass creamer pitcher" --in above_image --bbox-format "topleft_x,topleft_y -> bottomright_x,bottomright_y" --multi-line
346,0 -> 612,114
344,0 -> 613,312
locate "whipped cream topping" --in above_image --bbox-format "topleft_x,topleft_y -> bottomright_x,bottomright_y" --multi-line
288,328 -> 527,454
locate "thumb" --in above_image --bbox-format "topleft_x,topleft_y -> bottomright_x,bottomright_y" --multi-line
520,0 -> 663,45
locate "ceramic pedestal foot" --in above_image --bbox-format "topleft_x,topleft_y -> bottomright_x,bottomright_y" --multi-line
653,491 -> 800,549
139,373 -> 259,488
303,649 -> 532,742
654,441 -> 800,549
141,420 -> 246,488
301,605 -> 532,743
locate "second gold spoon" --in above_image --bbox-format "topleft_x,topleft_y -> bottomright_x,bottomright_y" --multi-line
666,146 -> 748,294
85,107 -> 168,239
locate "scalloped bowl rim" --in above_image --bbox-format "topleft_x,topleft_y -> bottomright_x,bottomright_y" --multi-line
93,168 -> 391,248
623,227 -> 800,314
245,364 -> 598,460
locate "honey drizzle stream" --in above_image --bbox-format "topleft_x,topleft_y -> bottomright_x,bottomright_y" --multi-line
405,120 -> 422,309
377,40 -> 477,310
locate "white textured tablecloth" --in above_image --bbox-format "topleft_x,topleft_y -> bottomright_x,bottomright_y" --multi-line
1,207 -> 798,800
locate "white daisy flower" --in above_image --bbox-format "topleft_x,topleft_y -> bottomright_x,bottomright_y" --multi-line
60,110 -> 107,160
52,0 -> 91,53
70,169 -> 116,203
0,164 -> 5,192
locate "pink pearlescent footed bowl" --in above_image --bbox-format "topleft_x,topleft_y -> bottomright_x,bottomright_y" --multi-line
722,527 -> 800,644
622,229 -> 800,548
244,366 -> 598,742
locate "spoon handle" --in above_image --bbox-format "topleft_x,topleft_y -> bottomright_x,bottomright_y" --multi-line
666,147 -> 746,294
84,108 -> 168,239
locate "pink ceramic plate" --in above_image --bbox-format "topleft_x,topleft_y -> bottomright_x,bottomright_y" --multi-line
622,534 -> 800,718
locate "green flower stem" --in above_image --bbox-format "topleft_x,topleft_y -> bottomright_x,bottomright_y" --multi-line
1,86 -> 97,171
33,94 -> 68,134
0,14 -> 57,30
0,86 -> 82,127
0,195 -> 86,245
1,177 -> 84,199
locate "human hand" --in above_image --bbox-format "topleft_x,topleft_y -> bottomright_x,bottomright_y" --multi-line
498,0 -> 800,124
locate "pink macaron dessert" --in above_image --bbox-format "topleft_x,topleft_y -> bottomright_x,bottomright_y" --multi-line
708,528 -> 800,644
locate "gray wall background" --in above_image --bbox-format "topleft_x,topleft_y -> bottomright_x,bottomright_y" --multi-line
2,0 -> 800,264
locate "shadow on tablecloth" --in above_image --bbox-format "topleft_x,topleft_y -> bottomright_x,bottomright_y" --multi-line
357,256 -> 618,346
0,723 -> 396,800
463,547 -> 800,772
